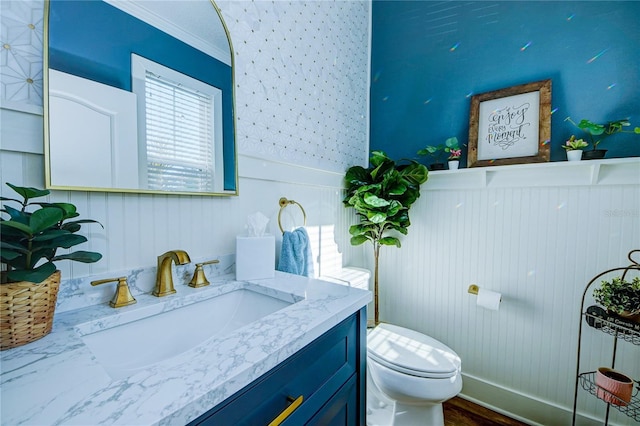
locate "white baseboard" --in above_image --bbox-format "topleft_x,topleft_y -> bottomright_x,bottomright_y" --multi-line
459,373 -> 621,426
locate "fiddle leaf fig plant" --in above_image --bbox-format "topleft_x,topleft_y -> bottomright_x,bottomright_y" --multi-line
344,151 -> 429,325
1,183 -> 103,284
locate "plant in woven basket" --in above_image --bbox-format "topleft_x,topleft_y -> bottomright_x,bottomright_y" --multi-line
593,276 -> 640,317
1,183 -> 103,284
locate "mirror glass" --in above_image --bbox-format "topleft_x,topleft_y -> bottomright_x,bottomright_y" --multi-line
45,0 -> 237,195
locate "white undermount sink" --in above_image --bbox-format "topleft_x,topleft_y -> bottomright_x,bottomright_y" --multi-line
78,289 -> 292,380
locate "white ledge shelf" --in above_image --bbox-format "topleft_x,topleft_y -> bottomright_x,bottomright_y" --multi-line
424,158 -> 640,190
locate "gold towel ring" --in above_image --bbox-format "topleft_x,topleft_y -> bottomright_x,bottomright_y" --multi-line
278,197 -> 307,234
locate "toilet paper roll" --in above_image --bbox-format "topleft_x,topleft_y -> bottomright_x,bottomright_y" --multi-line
477,288 -> 501,311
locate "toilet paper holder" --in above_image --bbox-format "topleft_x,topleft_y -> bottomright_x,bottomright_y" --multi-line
468,284 -> 502,302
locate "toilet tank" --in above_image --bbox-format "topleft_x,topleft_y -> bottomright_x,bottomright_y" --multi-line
320,267 -> 370,290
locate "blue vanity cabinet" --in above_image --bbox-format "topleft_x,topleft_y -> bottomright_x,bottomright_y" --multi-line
188,308 -> 366,425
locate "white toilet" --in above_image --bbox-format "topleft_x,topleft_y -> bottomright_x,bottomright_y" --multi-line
366,323 -> 462,426
320,267 -> 462,425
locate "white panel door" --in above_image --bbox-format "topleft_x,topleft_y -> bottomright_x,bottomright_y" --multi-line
48,69 -> 138,189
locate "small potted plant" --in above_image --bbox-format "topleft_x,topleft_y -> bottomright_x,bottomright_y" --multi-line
418,137 -> 461,171
593,276 -> 640,323
448,148 -> 462,170
417,145 -> 446,170
1,183 -> 103,349
561,135 -> 589,161
565,117 -> 640,160
595,367 -> 634,406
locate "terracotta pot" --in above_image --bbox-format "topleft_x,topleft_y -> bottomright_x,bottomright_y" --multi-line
595,367 -> 633,406
619,310 -> 640,324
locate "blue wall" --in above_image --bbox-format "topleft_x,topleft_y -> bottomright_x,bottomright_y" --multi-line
370,1 -> 640,167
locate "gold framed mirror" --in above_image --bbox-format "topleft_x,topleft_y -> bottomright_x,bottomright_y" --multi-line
44,0 -> 237,196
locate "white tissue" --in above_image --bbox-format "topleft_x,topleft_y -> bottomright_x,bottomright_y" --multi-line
477,288 -> 501,311
245,212 -> 270,237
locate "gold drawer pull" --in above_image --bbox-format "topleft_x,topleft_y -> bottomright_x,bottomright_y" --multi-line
267,395 -> 303,426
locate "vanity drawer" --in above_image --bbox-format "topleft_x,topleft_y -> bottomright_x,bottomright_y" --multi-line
189,313 -> 358,425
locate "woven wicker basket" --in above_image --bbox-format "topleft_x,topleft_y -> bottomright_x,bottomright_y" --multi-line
0,270 -> 61,350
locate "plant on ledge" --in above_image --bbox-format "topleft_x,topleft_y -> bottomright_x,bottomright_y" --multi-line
1,183 -> 103,284
343,151 -> 429,326
561,135 -> 589,151
418,137 -> 461,169
565,117 -> 640,152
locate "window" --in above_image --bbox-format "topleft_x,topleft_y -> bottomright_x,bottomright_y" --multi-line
132,54 -> 223,192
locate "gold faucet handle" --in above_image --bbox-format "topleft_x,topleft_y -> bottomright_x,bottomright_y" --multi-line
188,259 -> 220,288
91,277 -> 137,308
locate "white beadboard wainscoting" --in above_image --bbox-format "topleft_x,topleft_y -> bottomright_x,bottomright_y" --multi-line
0,150 -> 365,284
378,160 -> 640,426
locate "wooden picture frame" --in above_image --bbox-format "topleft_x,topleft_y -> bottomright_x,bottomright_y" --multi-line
467,79 -> 551,167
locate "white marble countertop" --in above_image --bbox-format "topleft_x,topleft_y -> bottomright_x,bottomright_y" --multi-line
0,272 -> 371,425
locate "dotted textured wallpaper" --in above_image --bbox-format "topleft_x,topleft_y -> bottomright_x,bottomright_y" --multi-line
1,0 -> 370,172
217,0 -> 370,172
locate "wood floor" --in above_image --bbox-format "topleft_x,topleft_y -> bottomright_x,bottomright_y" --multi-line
443,397 -> 529,426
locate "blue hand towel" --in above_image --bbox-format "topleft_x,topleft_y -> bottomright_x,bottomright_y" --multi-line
277,227 -> 314,277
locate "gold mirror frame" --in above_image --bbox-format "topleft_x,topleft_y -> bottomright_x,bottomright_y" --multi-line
43,0 -> 238,196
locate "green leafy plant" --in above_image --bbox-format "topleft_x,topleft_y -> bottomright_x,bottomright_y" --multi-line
343,151 -> 429,325
562,135 -> 589,151
593,276 -> 640,316
417,145 -> 446,163
1,183 -> 103,284
417,137 -> 461,163
565,117 -> 640,150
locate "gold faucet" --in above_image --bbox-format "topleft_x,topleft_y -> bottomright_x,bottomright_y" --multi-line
188,259 -> 220,288
91,277 -> 137,308
154,250 -> 191,297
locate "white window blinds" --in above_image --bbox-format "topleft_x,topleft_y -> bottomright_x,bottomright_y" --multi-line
144,71 -> 214,192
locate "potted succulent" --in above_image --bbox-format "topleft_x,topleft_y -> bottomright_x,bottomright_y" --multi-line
593,276 -> 640,323
561,135 -> 588,161
1,183 -> 103,349
565,117 -> 640,160
417,137 -> 461,171
344,151 -> 428,325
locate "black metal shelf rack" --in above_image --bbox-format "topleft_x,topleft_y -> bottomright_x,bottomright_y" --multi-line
572,250 -> 640,426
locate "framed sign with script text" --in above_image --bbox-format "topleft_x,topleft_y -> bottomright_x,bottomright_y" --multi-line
467,79 -> 551,167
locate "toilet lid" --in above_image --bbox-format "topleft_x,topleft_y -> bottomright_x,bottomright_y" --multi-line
367,323 -> 461,379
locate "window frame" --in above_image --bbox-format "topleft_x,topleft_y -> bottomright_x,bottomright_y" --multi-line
131,54 -> 224,192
